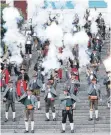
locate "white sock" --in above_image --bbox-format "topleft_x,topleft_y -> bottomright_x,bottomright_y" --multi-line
90,110 -> 93,119
52,113 -> 56,119
108,102 -> 110,108
46,113 -> 49,119
13,112 -> 15,119
70,123 -> 74,130
29,54 -> 32,58
25,121 -> 29,131
73,103 -> 76,108
31,121 -> 34,131
5,112 -> 8,119
42,83 -> 45,91
38,101 -> 40,109
62,123 -> 66,131
95,110 -> 98,118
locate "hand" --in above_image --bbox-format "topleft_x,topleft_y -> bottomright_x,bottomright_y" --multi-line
67,96 -> 71,98
34,108 -> 37,111
100,99 -> 102,102
3,98 -> 6,102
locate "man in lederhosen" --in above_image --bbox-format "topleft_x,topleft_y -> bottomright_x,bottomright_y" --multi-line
28,74 -> 42,110
44,81 -> 57,121
90,49 -> 101,72
66,72 -> 80,109
88,78 -> 102,121
19,89 -> 37,133
3,80 -> 17,122
59,87 -> 77,133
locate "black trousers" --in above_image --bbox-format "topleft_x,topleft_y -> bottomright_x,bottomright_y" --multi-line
62,109 -> 73,123
25,45 -> 32,54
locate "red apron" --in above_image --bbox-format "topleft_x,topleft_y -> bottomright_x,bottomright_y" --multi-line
58,69 -> 62,79
2,69 -> 10,84
16,80 -> 27,96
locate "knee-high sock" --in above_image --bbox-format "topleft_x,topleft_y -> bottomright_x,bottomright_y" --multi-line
73,102 -> 76,108
70,123 -> 74,130
46,113 -> 49,119
13,112 -> 15,119
25,121 -> 29,131
38,101 -> 40,109
5,112 -> 8,119
29,54 -> 32,58
108,102 -> 110,108
62,123 -> 66,131
52,113 -> 56,119
89,110 -> 93,118
95,110 -> 98,118
31,121 -> 34,131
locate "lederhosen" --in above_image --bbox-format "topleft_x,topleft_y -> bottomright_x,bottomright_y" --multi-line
32,81 -> 41,101
24,97 -> 34,121
45,91 -> 55,113
89,86 -> 98,110
62,98 -> 73,123
5,89 -> 15,112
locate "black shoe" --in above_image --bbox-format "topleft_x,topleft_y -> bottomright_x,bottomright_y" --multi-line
61,130 -> 65,133
24,130 -> 29,133
38,108 -> 41,110
13,118 -> 16,122
71,130 -> 74,133
88,118 -> 93,121
95,118 -> 99,121
4,118 -> 8,122
45,118 -> 50,121
53,118 -> 56,121
31,130 -> 34,133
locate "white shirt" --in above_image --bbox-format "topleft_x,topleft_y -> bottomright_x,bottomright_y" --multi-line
94,84 -> 96,89
28,95 -> 31,99
33,79 -> 36,83
47,89 -> 52,98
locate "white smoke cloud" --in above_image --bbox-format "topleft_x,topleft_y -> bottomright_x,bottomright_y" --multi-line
103,56 -> 111,72
45,22 -> 63,47
91,21 -> 98,34
3,7 -> 25,65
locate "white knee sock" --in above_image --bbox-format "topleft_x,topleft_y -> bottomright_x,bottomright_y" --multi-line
73,103 -> 76,108
5,112 -> 8,119
25,121 -> 29,131
38,101 -> 40,109
89,110 -> 93,118
95,110 -> 98,118
108,102 -> 110,108
46,113 -> 49,119
13,112 -> 15,119
52,113 -> 56,119
31,121 -> 34,131
62,123 -> 66,131
29,54 -> 32,58
70,123 -> 74,130
42,83 -> 45,91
